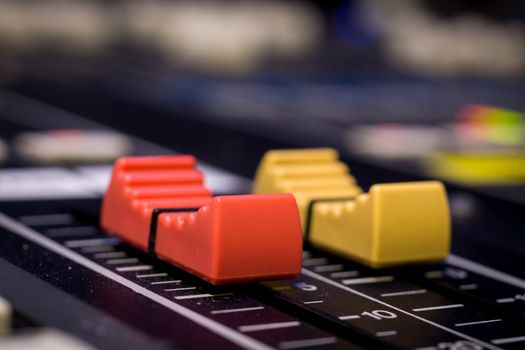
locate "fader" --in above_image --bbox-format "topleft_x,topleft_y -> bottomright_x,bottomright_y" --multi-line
254,148 -> 450,267
101,155 -> 303,284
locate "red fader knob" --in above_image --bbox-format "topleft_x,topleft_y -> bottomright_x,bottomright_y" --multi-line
100,155 -> 302,285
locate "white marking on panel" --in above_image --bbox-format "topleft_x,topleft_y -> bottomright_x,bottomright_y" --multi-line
412,304 -> 464,312
211,307 -> 265,315
116,265 -> 153,272
491,336 -> 525,345
342,276 -> 394,285
381,289 -> 427,297
239,321 -> 300,333
18,213 -> 74,226
278,337 -> 337,349
455,319 -> 502,327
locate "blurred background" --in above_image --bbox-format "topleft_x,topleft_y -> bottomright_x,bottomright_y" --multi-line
0,0 -> 524,202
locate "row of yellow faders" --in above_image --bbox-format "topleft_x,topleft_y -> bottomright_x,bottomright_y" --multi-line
254,148 -> 450,268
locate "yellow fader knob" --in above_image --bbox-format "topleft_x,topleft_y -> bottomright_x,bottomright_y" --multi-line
254,148 -> 451,267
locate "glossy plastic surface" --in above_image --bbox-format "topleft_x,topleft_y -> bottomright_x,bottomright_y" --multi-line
101,155 -> 302,284
253,149 -> 362,227
254,148 -> 451,267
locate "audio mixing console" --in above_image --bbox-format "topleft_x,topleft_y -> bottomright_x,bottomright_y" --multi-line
1,89 -> 525,350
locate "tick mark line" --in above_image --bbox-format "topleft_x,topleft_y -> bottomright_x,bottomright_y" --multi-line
314,264 -> 343,272
342,276 -> 394,285
496,298 -> 515,303
65,237 -> 120,248
455,319 -> 502,327
94,251 -> 126,259
412,304 -> 464,312
81,245 -> 114,253
302,258 -> 329,267
116,265 -> 153,272
278,337 -> 337,349
381,289 -> 427,297
47,226 -> 98,237
491,336 -> 525,345
165,287 -> 196,292
211,307 -> 265,315
239,321 -> 300,333
329,271 -> 359,278
18,213 -> 74,226
459,284 -> 478,290
150,280 -> 181,284
376,330 -> 397,337
137,273 -> 168,278
174,293 -> 233,300
338,315 -> 360,320
107,258 -> 139,265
